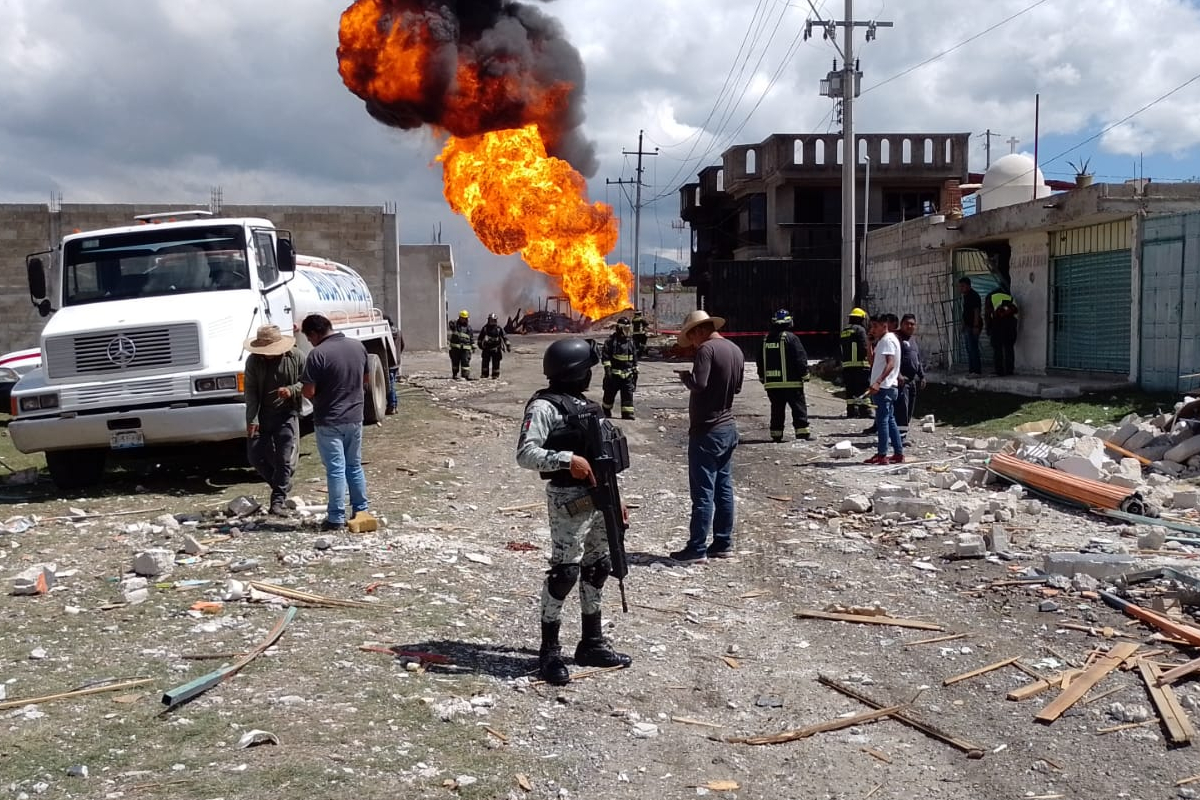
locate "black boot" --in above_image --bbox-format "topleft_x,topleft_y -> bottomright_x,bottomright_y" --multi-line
538,621 -> 570,684
574,613 -> 632,668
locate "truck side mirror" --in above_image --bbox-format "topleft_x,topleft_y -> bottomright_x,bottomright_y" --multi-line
27,257 -> 51,316
276,238 -> 295,273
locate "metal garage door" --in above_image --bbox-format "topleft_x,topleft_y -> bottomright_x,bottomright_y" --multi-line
1050,250 -> 1131,373
1140,212 -> 1200,393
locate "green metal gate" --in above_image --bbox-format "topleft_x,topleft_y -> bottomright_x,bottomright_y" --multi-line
1049,251 -> 1131,373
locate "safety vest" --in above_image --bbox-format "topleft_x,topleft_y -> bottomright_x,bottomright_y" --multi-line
603,337 -> 637,378
762,333 -> 802,389
840,324 -> 869,368
450,326 -> 474,350
989,292 -> 1017,318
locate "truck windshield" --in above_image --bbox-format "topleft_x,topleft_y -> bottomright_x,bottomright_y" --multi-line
62,225 -> 250,306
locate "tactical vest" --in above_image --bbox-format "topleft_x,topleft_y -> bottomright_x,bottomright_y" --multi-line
530,389 -> 629,482
762,332 -> 802,389
840,324 -> 869,368
480,324 -> 504,349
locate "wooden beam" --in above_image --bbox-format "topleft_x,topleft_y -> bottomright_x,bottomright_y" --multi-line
1007,670 -> 1083,702
1139,661 -> 1196,745
725,705 -> 903,745
1034,643 -> 1139,723
1156,655 -> 1200,687
795,609 -> 943,631
943,656 -> 1021,686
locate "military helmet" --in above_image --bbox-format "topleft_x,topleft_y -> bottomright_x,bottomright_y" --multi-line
459,309 -> 470,319
773,309 -> 793,326
849,307 -> 868,321
543,338 -> 600,382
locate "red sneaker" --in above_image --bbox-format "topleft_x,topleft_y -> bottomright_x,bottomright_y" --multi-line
888,454 -> 906,464
863,454 -> 888,465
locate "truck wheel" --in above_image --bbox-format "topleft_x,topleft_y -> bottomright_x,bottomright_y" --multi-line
45,449 -> 107,490
364,353 -> 387,425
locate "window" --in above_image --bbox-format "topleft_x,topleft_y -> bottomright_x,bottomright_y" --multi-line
793,139 -> 804,165
880,139 -> 890,164
882,190 -> 939,224
740,193 -> 767,246
923,138 -> 934,164
253,229 -> 279,287
902,138 -> 912,164
815,140 -> 826,164
746,149 -> 757,174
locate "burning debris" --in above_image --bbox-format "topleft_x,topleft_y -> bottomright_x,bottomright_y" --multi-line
337,0 -> 632,319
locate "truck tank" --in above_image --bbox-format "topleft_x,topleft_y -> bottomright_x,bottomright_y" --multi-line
288,255 -> 379,327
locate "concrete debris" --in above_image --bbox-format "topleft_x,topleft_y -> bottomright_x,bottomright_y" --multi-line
840,495 -> 872,513
984,525 -> 1010,554
132,548 -> 174,577
1171,490 -> 1198,510
12,563 -> 57,596
226,496 -> 261,517
121,576 -> 149,605
181,534 -> 208,556
954,534 -> 986,558
1042,552 -> 1136,580
829,440 -> 856,459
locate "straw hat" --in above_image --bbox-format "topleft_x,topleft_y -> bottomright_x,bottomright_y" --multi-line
678,309 -> 726,345
243,324 -> 295,356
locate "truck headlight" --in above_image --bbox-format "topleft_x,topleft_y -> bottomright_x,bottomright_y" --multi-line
0,367 -> 18,383
195,374 -> 243,392
18,393 -> 59,412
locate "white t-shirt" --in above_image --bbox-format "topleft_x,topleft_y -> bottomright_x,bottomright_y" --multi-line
870,332 -> 901,389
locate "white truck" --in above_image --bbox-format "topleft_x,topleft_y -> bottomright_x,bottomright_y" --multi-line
9,211 -> 397,489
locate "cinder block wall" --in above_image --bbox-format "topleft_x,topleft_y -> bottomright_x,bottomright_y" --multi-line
0,204 -> 399,355
863,219 -> 953,368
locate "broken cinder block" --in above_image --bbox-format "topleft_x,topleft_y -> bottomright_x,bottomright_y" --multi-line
12,563 -> 57,596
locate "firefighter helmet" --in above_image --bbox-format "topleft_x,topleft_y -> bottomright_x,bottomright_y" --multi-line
543,338 -> 600,382
459,309 -> 470,319
772,309 -> 793,327
849,307 -> 868,321
487,313 -> 497,323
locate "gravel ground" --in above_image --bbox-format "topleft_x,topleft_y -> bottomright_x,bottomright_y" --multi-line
2,334 -> 1199,800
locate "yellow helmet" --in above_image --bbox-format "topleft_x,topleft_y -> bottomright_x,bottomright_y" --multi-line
849,307 -> 868,320
458,309 -> 469,319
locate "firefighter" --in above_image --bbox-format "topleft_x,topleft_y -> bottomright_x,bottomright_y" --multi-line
477,312 -> 511,379
840,307 -> 872,418
757,309 -> 810,441
631,309 -> 649,357
449,310 -> 475,380
601,317 -> 638,420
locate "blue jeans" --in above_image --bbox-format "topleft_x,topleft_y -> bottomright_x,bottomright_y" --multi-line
315,422 -> 369,523
386,367 -> 399,411
687,422 -> 739,553
962,330 -> 982,374
873,388 -> 903,456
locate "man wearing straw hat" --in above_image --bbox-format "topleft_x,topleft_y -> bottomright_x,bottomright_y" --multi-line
670,310 -> 744,563
243,324 -> 305,516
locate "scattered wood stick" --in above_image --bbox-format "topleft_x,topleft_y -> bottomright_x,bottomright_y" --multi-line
1139,661 -> 1196,744
905,632 -> 968,647
0,677 -> 154,711
1034,643 -> 1139,723
1080,686 -> 1125,707
1007,670 -> 1084,702
725,705 -> 903,745
530,664 -> 626,687
1156,655 -> 1200,686
671,716 -> 727,730
861,747 -> 892,764
818,675 -> 985,758
1039,755 -> 1064,770
864,783 -> 884,799
180,652 -> 246,661
497,502 -> 541,513
43,507 -> 167,522
795,608 -> 943,631
246,580 -> 374,609
161,606 -> 296,710
1097,720 -> 1155,735
1056,622 -> 1138,640
483,726 -> 508,743
943,656 -> 1021,686
1176,773 -> 1200,787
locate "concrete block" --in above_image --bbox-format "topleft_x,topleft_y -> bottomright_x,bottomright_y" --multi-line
949,480 -> 970,493
929,473 -> 957,490
830,440 -> 855,459
1153,460 -> 1185,476
873,497 -> 940,519
951,505 -> 983,525
1053,456 -> 1104,481
955,534 -> 986,558
1105,475 -> 1141,490
1118,458 -> 1144,481
12,563 -> 56,596
1042,552 -> 1136,580
1136,444 -> 1172,462
1094,425 -> 1118,442
1123,429 -> 1156,452
1138,528 -> 1167,550
1110,421 -> 1141,447
132,549 -> 174,577
1165,435 -> 1200,465
985,524 -> 1010,553
841,494 -> 872,513
1071,422 -> 1098,437
1172,490 -> 1198,510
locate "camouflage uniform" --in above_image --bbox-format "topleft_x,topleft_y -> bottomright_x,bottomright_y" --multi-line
517,396 -> 608,623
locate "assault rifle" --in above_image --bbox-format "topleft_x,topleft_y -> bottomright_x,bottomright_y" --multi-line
587,413 -> 631,612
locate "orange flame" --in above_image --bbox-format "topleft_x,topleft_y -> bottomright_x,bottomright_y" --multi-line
337,0 -> 631,319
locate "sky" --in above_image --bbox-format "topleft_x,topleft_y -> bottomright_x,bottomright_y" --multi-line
5,0 -> 1200,316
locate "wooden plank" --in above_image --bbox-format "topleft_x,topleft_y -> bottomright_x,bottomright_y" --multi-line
795,609 -> 943,632
906,632 -> 969,647
943,656 -> 1021,686
1034,643 -> 1139,723
817,675 -> 985,758
1007,670 -> 1083,702
1139,661 -> 1196,745
161,606 -> 297,710
1157,655 -> 1200,687
0,677 -> 154,711
725,705 -> 903,745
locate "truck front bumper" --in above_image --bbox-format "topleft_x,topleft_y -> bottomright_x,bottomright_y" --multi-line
9,404 -> 246,454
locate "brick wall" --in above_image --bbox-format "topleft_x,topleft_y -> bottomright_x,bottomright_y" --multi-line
0,204 -> 398,355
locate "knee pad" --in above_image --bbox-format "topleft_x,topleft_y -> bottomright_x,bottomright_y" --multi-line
545,564 -> 580,600
580,557 -> 611,590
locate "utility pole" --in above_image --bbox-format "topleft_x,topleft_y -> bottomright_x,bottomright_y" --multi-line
981,129 -> 1003,168
810,1 -> 892,317
606,130 -> 657,308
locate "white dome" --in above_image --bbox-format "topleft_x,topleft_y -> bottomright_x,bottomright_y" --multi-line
978,153 -> 1051,211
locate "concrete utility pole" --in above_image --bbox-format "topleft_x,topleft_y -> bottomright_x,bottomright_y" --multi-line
982,129 -> 1003,168
606,130 -> 657,308
811,1 -> 892,317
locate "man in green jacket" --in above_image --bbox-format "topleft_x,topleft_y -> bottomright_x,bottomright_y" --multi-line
243,324 -> 305,516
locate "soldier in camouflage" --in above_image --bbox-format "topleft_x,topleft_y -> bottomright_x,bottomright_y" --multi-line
516,338 -> 633,685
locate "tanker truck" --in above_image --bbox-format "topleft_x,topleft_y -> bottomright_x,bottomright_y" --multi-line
9,211 -> 398,490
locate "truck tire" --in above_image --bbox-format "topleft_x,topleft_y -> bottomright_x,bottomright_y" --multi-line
45,449 -> 107,490
364,353 -> 387,425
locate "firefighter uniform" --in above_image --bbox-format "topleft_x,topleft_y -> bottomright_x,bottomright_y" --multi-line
601,319 -> 638,420
449,311 -> 474,380
477,313 -> 510,379
631,310 -> 649,356
841,308 -> 872,418
757,310 -> 810,441
985,289 -> 1019,377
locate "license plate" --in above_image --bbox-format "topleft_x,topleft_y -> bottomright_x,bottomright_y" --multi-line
110,430 -> 145,450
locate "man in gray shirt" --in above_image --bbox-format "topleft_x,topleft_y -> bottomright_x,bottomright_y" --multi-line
670,310 -> 744,562
300,314 -> 371,532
